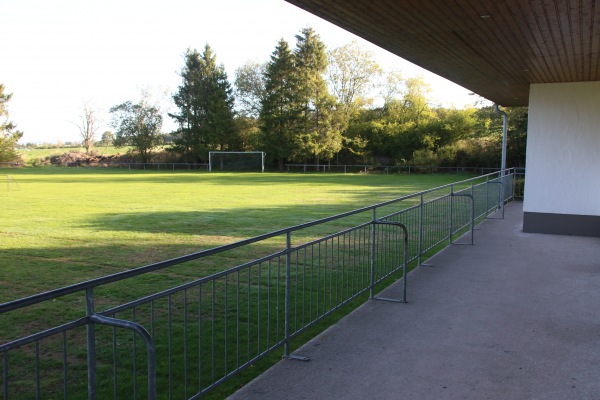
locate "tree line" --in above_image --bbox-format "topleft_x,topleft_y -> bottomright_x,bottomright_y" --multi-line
2,27 -> 527,168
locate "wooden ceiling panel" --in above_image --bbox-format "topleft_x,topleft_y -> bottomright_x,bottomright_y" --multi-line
285,0 -> 600,106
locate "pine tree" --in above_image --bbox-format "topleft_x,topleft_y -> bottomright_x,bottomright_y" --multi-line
0,84 -> 23,163
260,39 -> 302,170
170,45 -> 236,162
293,28 -> 341,166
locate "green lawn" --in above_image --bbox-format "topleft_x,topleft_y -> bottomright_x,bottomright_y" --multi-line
0,168 -> 475,399
0,168 -> 472,302
16,146 -> 133,164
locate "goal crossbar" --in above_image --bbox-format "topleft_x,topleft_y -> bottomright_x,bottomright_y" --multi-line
208,151 -> 266,173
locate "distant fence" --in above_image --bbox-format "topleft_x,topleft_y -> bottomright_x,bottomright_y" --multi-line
0,169 -> 518,399
0,162 -> 22,168
106,163 -> 209,171
285,164 -> 500,175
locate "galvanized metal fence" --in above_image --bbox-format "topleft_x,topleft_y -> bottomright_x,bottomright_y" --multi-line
285,164 -> 500,175
0,169 -> 517,399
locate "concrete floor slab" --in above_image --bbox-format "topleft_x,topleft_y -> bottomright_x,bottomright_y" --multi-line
229,203 -> 600,400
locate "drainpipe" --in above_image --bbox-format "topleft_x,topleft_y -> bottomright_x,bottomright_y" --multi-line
495,104 -> 508,175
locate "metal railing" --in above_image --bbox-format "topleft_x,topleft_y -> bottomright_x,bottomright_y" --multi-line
0,169 -> 517,399
0,163 -> 21,168
285,164 -> 500,175
109,163 -> 209,171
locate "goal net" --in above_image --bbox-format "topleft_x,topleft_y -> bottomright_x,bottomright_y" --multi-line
208,151 -> 266,172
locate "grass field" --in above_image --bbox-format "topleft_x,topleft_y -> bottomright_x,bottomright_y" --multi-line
0,168 -> 476,398
16,146 -> 133,164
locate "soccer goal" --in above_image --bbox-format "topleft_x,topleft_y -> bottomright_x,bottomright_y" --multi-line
208,151 -> 266,172
1,175 -> 21,192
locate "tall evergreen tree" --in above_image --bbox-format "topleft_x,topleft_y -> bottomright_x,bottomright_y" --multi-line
260,39 -> 301,170
293,27 -> 341,166
170,45 -> 236,162
0,84 -> 23,162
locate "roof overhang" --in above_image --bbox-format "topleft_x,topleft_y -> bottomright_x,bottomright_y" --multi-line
285,0 -> 600,107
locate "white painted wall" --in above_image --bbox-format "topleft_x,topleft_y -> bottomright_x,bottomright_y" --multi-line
523,82 -> 600,216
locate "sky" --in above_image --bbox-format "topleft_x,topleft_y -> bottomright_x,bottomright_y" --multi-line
1,0 -> 479,144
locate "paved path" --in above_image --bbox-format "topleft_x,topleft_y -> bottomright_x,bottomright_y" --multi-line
229,203 -> 600,400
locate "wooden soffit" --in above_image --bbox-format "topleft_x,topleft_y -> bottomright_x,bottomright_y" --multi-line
285,0 -> 600,107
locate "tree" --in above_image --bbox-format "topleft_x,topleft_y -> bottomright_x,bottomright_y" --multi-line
293,27 -> 342,165
234,60 -> 267,118
170,45 -> 237,162
260,38 -> 301,169
0,84 -> 23,162
76,104 -> 100,154
110,97 -> 163,163
326,41 -> 382,123
100,131 -> 115,147
380,69 -> 405,106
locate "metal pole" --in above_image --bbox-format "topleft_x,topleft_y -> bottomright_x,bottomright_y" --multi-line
485,175 -> 490,217
85,288 -> 97,400
449,185 -> 454,244
470,182 -> 475,245
284,232 -> 292,357
370,209 -> 376,298
402,226 -> 408,303
495,104 -> 508,176
418,193 -> 424,265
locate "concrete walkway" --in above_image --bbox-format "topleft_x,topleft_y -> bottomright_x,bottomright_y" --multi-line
229,203 -> 600,400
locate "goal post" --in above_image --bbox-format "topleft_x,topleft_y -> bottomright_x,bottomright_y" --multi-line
208,151 -> 266,173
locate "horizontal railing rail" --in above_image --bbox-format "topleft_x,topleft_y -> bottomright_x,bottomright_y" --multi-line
285,164 -> 500,175
0,169 -> 518,399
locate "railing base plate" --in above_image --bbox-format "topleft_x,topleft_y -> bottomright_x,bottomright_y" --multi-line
372,296 -> 407,304
283,354 -> 310,362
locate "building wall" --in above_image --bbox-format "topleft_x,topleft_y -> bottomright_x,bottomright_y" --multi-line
523,81 -> 600,236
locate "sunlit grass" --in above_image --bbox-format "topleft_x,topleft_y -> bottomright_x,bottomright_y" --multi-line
16,145 -> 133,164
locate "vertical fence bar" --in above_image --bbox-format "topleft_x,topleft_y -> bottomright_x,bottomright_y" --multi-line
449,185 -> 454,244
112,321 -> 117,400
224,276 -> 228,378
63,331 -> 68,400
402,224 -> 408,303
370,209 -> 377,298
198,284 -> 202,391
3,351 -> 7,399
85,288 -> 97,400
132,307 -> 137,399
470,181 -> 475,243
284,232 -> 292,358
485,175 -> 490,217
35,340 -> 41,399
418,193 -> 424,265
183,289 -> 188,399
236,270 -> 240,369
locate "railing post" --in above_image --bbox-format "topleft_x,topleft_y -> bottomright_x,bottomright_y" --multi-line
284,231 -> 292,357
485,175 -> 490,217
498,176 -> 504,219
370,221 -> 409,303
370,208 -> 377,298
283,232 -> 308,361
418,193 -> 424,265
402,225 -> 408,303
449,185 -> 454,244
470,182 -> 475,245
85,288 -> 97,400
89,315 -> 157,400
